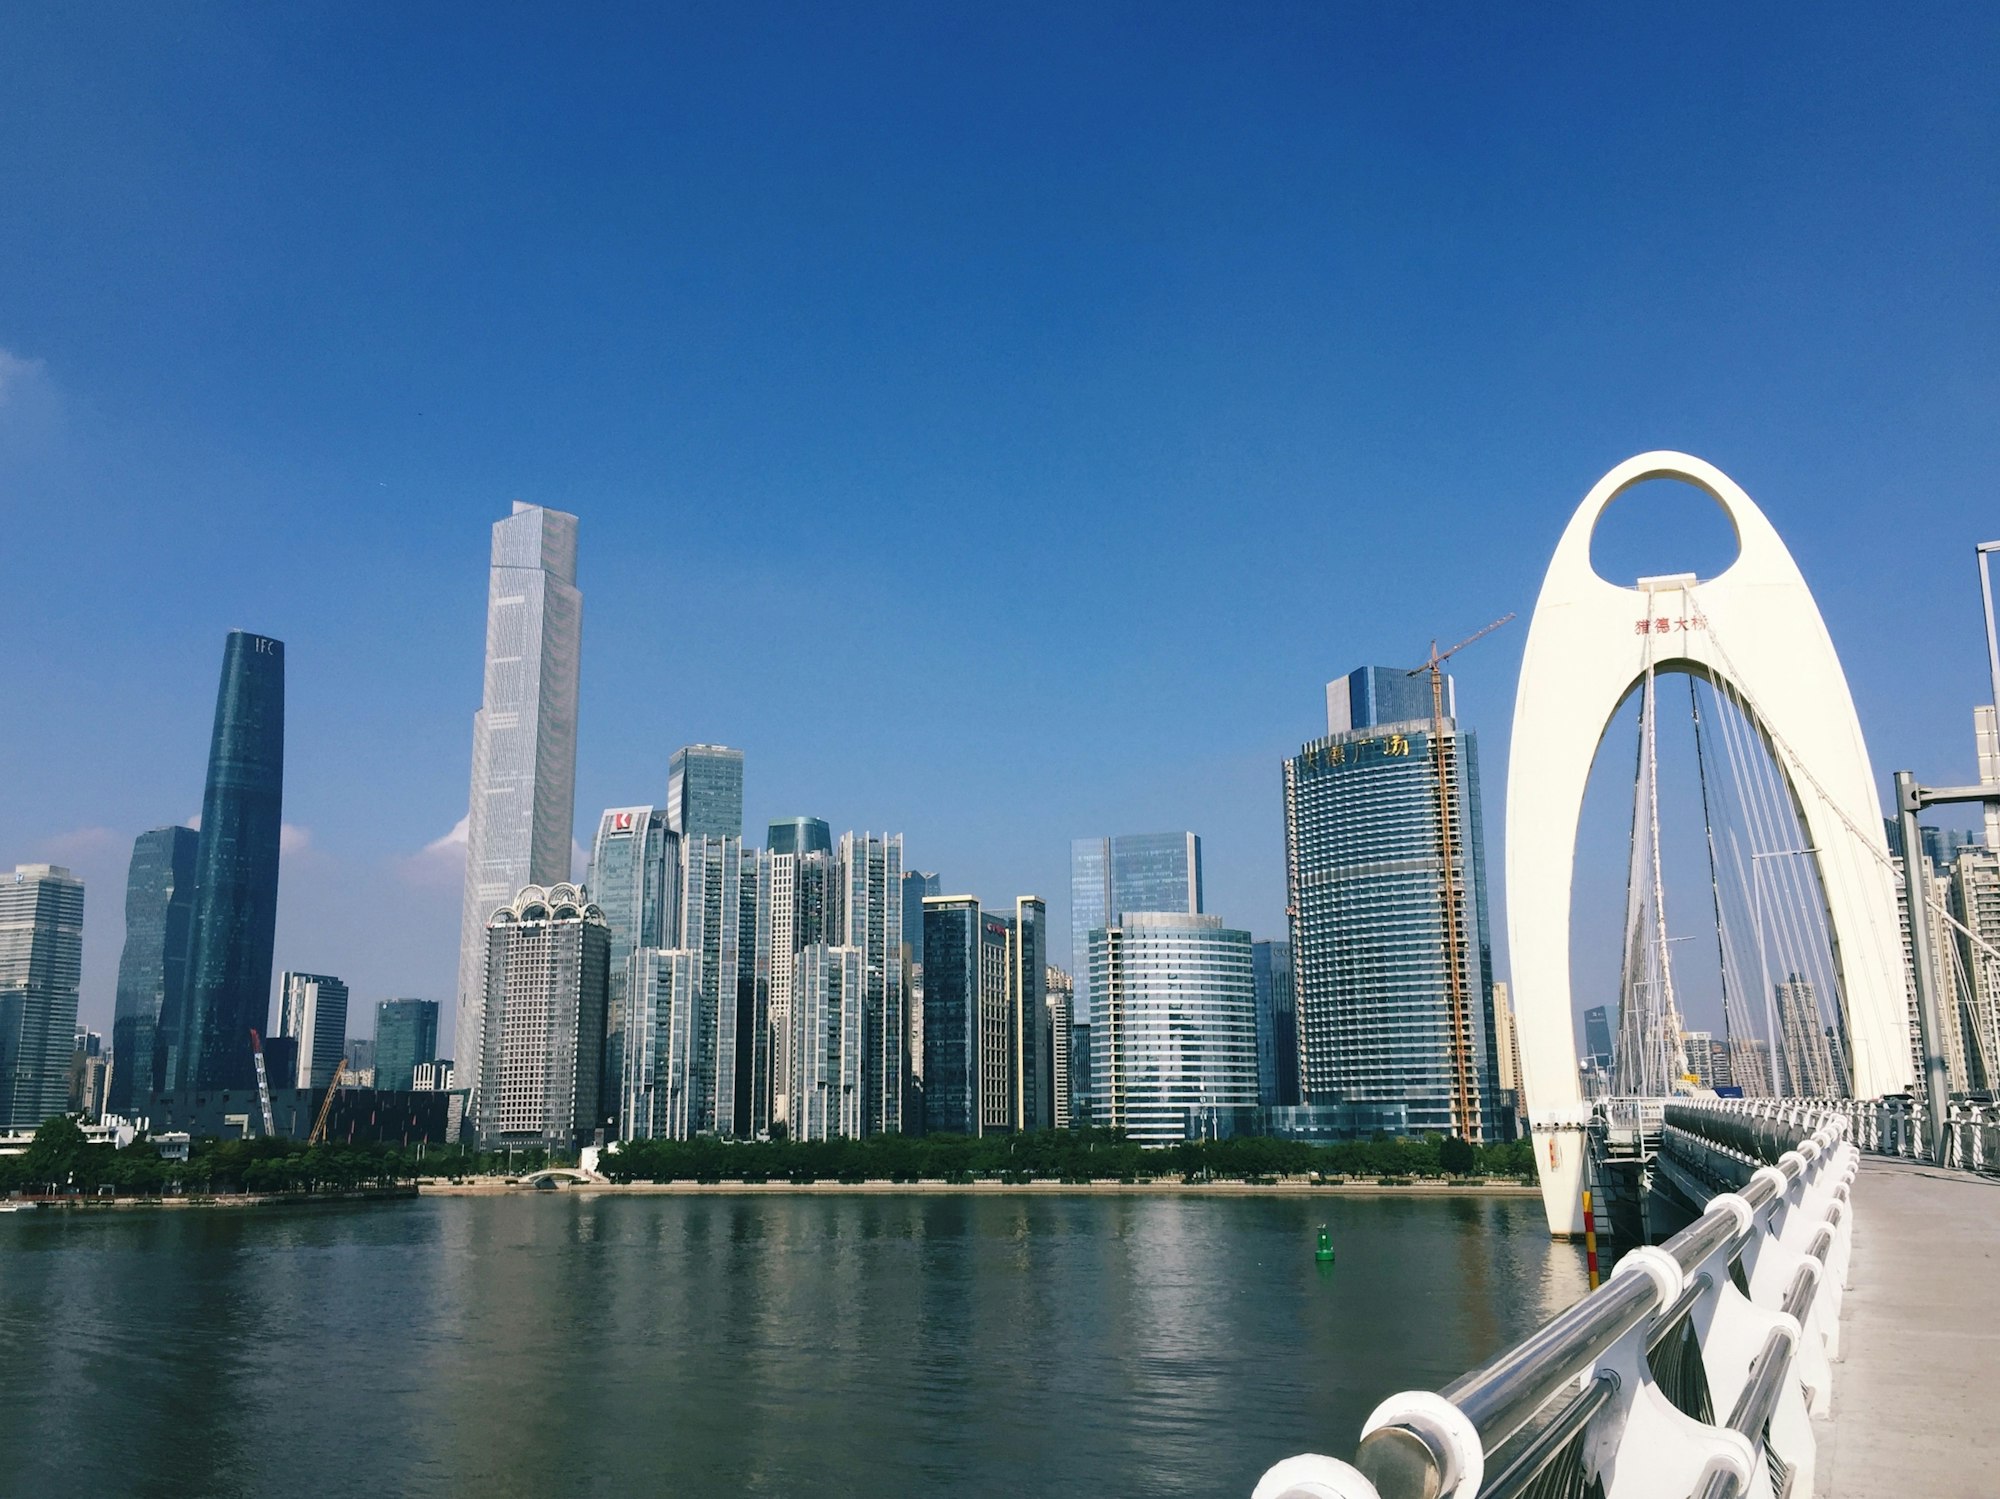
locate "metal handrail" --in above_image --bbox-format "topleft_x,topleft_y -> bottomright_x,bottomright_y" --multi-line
1689,1325 -> 1798,1499
1478,1374 -> 1617,1499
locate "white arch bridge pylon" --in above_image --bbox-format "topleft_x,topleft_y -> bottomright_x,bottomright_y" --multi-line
1507,451 -> 1915,1235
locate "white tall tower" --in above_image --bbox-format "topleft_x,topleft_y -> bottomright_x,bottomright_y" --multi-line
453,503 -> 582,1105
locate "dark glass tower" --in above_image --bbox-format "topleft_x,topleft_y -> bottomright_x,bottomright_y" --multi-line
111,825 -> 198,1114
177,631 -> 285,1090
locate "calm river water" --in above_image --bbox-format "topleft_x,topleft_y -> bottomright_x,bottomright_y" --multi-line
0,1191 -> 1584,1498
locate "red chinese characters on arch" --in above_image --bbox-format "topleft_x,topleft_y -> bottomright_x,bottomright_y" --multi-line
1634,613 -> 1709,635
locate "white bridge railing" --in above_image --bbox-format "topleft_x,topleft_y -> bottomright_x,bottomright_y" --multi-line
1254,1099 -> 1856,1499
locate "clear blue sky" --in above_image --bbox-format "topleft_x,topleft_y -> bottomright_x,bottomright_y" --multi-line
3,4 -> 1996,1047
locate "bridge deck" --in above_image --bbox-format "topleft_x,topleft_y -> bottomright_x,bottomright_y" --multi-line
1819,1157 -> 2000,1497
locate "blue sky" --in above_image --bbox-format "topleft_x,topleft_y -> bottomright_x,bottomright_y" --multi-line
2,4 -> 1996,1047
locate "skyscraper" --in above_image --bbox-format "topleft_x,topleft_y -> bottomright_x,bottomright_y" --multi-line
768,817 -> 832,857
1069,832 -> 1202,1119
1582,1005 -> 1615,1068
586,806 -> 678,1130
374,997 -> 440,1093
0,865 -> 85,1128
178,630 -> 285,1090
920,896 -> 1012,1136
454,504 -> 582,1108
1014,896 -> 1048,1131
1284,666 -> 1499,1139
680,834 -> 743,1136
620,947 -> 698,1140
277,972 -> 350,1091
1774,974 -> 1840,1097
1046,966 -> 1074,1129
836,832 -> 905,1134
765,846 -> 836,1128
1089,912 -> 1256,1147
476,883 -> 608,1150
668,745 -> 744,841
791,943 -> 863,1141
1251,938 -> 1299,1107
109,825 -> 197,1115
738,851 -> 769,1137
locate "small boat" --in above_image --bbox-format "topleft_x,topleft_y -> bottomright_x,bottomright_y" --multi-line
0,1202 -> 39,1213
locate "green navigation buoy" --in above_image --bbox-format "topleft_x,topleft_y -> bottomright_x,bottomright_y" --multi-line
1315,1224 -> 1335,1264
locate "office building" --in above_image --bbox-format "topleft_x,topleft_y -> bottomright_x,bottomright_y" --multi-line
620,947 -> 699,1140
177,630 -> 286,1090
1251,938 -> 1299,1107
109,825 -> 197,1115
1774,974 -> 1840,1097
454,504 -> 582,1107
1284,666 -> 1499,1139
836,832 -> 905,1134
1583,1005 -> 1616,1069
920,896 -> 1012,1135
668,744 -> 744,841
680,834 -> 743,1136
769,817 -> 832,857
412,1059 -> 456,1092
374,998 -> 440,1093
1014,897 -> 1048,1131
69,1030 -> 111,1122
343,1037 -> 375,1086
739,850 -> 769,1137
0,865 -> 85,1129
586,806 -> 678,1127
1088,912 -> 1257,1147
475,883 -> 609,1150
791,943 -> 863,1141
277,972 -> 350,1091
1047,966 -> 1075,1129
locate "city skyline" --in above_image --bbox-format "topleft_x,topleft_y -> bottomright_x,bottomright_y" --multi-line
7,9 -> 2000,1053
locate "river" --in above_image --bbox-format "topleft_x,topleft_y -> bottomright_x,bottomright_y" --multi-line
0,1191 -> 1584,1497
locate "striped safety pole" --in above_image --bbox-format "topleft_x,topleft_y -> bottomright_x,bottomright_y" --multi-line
1582,1187 -> 1601,1289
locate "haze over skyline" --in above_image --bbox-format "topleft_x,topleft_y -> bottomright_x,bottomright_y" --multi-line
3,5 -> 1996,1047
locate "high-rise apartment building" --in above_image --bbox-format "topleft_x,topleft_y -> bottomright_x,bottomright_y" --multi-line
586,806 -> 678,1129
1284,665 -> 1499,1139
178,630 -> 285,1090
1088,912 -> 1256,1147
1774,974 -> 1840,1097
738,852 -> 769,1137
836,832 -> 905,1135
791,943 -> 863,1140
454,504 -> 582,1108
374,998 -> 440,1093
765,846 -> 836,1127
1895,854 -> 1974,1094
768,817 -> 831,857
1680,1030 -> 1731,1091
620,947 -> 699,1140
1251,938 -> 1299,1107
475,883 -> 608,1150
920,896 -> 1012,1135
277,972 -> 350,1090
679,834 -> 743,1136
0,865 -> 85,1128
902,869 -> 941,1105
1046,966 -> 1074,1129
109,825 -> 197,1115
667,745 -> 744,841
1951,844 -> 2000,1088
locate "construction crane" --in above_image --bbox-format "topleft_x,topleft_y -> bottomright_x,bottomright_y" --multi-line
247,1029 -> 277,1139
308,1058 -> 348,1146
1408,613 -> 1515,1141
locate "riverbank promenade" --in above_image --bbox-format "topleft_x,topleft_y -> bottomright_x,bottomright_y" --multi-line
1821,1156 -> 2000,1497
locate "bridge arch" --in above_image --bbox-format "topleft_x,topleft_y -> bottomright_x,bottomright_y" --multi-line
1506,452 -> 1912,1234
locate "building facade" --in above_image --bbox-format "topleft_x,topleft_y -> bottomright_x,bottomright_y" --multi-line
475,884 -> 608,1151
109,825 -> 197,1115
1251,938 -> 1299,1107
1046,966 -> 1074,1129
1088,912 -> 1257,1147
1014,897 -> 1049,1132
667,744 -> 744,841
836,832 -> 905,1135
620,946 -> 699,1140
768,817 -> 832,857
454,504 -> 582,1107
0,865 -> 85,1128
919,896 -> 1013,1136
1774,974 -> 1841,1097
374,997 -> 440,1093
587,805 -> 678,1130
679,834 -> 743,1136
177,630 -> 285,1091
276,972 -> 349,1091
791,943 -> 863,1141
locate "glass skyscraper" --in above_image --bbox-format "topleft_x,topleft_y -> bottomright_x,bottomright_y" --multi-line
1283,665 -> 1499,1140
768,816 -> 831,857
1088,912 -> 1256,1147
0,865 -> 85,1128
680,834 -> 743,1136
668,744 -> 744,841
109,825 -> 197,1115
586,805 -> 677,1130
920,895 -> 1012,1136
277,971 -> 350,1091
178,630 -> 285,1091
836,832 -> 905,1135
621,947 -> 699,1140
374,997 -> 440,1093
1252,938 -> 1299,1107
455,504 -> 582,1110
1014,896 -> 1048,1131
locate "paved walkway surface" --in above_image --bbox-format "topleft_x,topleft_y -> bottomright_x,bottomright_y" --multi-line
1819,1156 -> 2000,1497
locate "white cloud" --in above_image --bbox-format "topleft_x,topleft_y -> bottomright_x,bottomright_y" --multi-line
37,826 -> 120,863
396,815 -> 469,890
0,347 -> 63,452
279,823 -> 313,855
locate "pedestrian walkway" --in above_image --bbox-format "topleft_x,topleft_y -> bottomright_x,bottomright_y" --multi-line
1818,1156 -> 2000,1497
